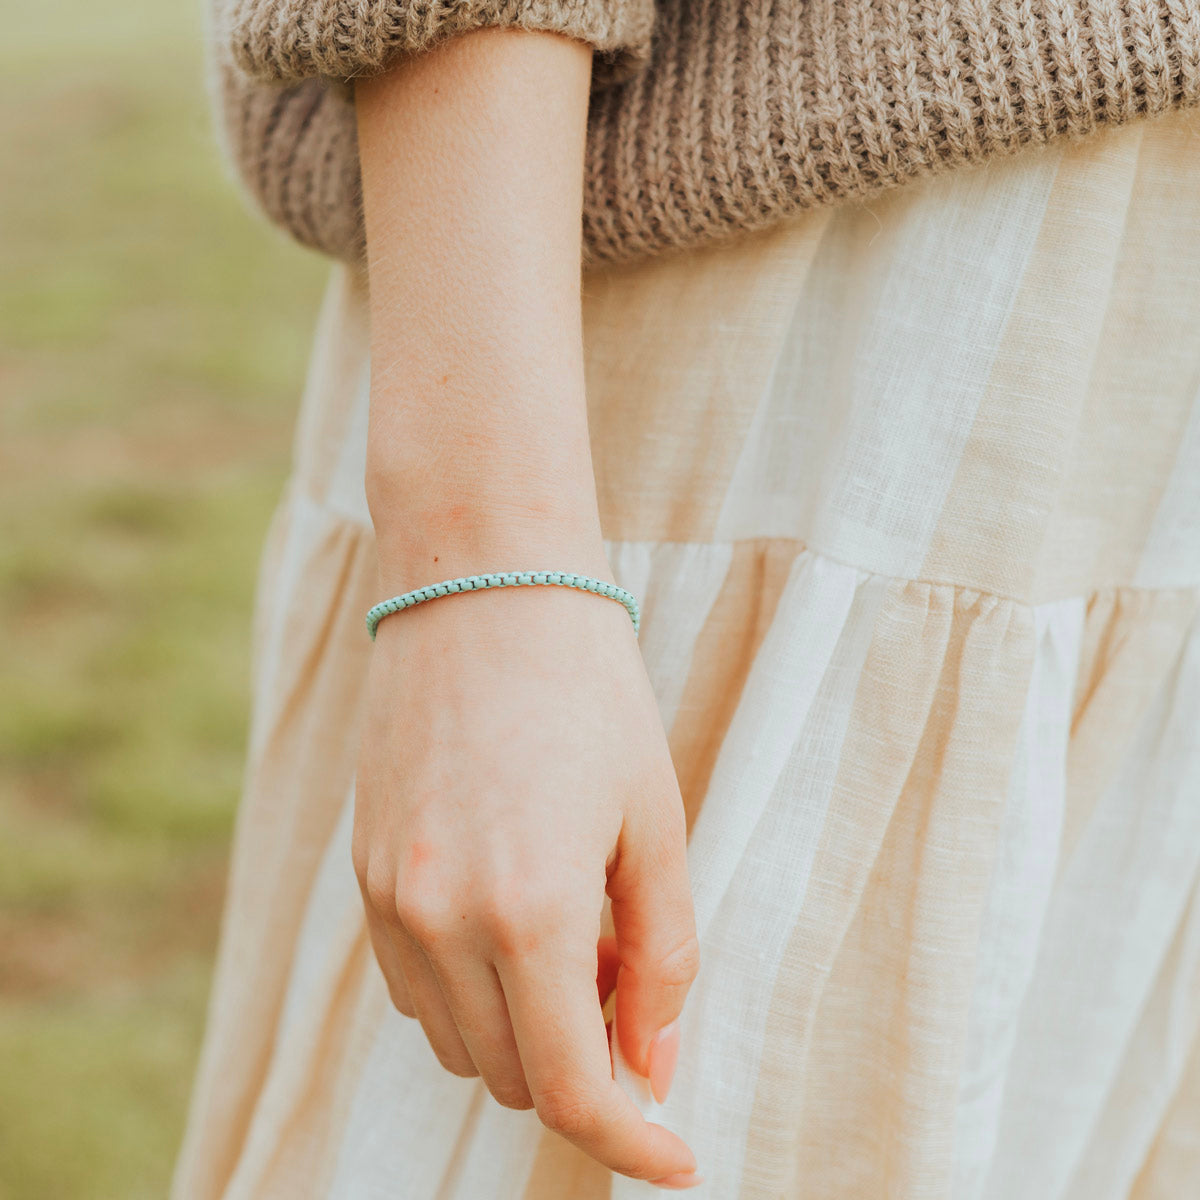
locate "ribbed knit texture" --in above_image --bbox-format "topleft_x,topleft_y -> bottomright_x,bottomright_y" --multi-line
225,0 -> 655,81
211,0 -> 1200,267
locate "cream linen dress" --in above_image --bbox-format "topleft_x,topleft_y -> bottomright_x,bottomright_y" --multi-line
173,108 -> 1200,1200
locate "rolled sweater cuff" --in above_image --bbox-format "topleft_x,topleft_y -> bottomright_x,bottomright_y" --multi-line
226,0 -> 655,87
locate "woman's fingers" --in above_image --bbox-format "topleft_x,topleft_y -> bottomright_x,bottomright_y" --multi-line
363,903 -> 416,1017
495,936 -> 697,1183
422,949 -> 534,1110
387,920 -> 478,1078
608,796 -> 699,1099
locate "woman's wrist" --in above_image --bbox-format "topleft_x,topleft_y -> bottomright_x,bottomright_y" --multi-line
369,486 -> 612,593
365,375 -> 609,590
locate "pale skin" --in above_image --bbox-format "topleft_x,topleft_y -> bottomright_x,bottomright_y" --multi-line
353,27 -> 702,1191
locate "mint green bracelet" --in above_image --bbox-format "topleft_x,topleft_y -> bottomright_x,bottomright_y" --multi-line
365,571 -> 641,641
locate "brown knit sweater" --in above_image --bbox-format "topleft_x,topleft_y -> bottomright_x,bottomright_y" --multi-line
212,0 -> 1200,267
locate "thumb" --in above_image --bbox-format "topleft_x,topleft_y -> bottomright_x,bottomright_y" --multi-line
607,799 -> 700,1103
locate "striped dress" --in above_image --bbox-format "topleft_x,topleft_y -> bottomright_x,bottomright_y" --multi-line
172,107 -> 1200,1200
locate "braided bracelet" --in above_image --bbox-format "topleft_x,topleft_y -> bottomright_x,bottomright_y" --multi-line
365,571 -> 641,641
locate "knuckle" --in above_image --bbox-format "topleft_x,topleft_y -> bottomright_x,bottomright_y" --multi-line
362,864 -> 399,917
386,985 -> 416,1018
658,932 -> 701,988
394,887 -> 452,939
480,882 -> 562,955
483,909 -> 538,957
489,1083 -> 535,1111
432,1047 -> 478,1079
535,1085 -> 604,1138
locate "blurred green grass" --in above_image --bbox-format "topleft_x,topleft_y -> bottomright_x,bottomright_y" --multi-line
0,2 -> 327,1195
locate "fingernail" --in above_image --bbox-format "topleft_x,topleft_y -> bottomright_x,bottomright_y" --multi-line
647,1019 -> 680,1103
651,1170 -> 703,1189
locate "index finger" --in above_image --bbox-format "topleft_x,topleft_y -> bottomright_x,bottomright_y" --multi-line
494,936 -> 698,1183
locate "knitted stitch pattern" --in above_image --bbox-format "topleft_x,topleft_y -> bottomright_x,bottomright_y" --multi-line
225,0 -> 654,82
211,0 -> 1200,267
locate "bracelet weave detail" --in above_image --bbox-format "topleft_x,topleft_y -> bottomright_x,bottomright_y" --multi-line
366,572 -> 641,641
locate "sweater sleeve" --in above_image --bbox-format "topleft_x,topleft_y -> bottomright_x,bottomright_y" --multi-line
225,0 -> 655,87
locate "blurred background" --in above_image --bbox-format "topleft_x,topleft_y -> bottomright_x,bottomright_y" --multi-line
1,2 -> 328,1194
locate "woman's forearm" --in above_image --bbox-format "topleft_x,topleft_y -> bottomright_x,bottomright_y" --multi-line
356,28 -> 607,589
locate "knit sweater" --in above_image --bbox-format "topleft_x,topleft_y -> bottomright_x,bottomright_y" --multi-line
212,0 -> 1200,267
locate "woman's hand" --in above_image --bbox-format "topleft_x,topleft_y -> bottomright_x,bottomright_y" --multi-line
352,549 -> 701,1186
354,24 -> 699,1186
